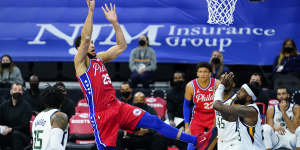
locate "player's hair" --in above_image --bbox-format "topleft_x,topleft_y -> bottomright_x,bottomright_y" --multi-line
276,87 -> 290,94
74,35 -> 82,49
41,85 -> 65,108
196,62 -> 212,73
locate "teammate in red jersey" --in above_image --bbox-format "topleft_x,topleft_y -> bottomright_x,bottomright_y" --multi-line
184,62 -> 220,150
74,1 -> 206,149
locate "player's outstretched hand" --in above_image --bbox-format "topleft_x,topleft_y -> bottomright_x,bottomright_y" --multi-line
86,0 -> 95,12
102,3 -> 118,24
220,72 -> 234,88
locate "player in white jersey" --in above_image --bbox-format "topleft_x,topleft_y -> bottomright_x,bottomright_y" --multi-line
32,86 -> 68,150
263,88 -> 300,150
214,73 -> 241,150
213,72 -> 265,150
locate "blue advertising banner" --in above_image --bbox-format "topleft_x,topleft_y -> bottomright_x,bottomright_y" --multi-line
0,0 -> 300,64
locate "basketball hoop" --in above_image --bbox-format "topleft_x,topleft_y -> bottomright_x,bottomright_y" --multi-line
206,0 -> 238,25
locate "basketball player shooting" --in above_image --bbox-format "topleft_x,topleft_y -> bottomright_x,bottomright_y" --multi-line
213,72 -> 265,150
73,0 -> 206,149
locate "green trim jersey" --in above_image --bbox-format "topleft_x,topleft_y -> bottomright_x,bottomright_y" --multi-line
32,109 -> 68,150
216,94 -> 242,150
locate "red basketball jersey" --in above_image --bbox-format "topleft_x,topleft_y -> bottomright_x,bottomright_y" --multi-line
77,58 -> 116,111
192,77 -> 216,112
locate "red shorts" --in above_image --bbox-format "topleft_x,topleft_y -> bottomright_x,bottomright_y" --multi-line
190,111 -> 215,136
92,100 -> 145,147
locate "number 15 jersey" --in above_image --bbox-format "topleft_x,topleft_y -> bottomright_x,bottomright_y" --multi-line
32,109 -> 68,150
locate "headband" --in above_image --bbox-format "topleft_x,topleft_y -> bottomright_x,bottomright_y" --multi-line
241,84 -> 257,101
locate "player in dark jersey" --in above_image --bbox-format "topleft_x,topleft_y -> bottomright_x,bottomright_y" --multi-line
73,1 -> 205,149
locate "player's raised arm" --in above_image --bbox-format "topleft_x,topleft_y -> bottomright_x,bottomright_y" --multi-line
97,3 -> 127,63
213,72 -> 237,121
74,0 -> 95,70
213,73 -> 258,125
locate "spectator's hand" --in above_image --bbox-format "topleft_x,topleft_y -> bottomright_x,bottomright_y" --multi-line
102,3 -> 118,24
86,0 -> 95,12
170,121 -> 176,127
138,68 -> 146,75
185,127 -> 191,134
274,126 -> 286,135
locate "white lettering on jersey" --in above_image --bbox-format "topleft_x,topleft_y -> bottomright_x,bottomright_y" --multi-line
196,93 -> 214,103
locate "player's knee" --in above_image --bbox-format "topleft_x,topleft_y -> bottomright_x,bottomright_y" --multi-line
263,124 -> 273,134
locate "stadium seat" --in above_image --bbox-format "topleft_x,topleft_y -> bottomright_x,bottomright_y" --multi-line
150,88 -> 167,100
67,113 -> 95,150
75,99 -> 89,113
145,97 -> 167,120
268,99 -> 279,107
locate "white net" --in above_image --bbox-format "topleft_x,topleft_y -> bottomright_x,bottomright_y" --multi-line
206,0 -> 238,25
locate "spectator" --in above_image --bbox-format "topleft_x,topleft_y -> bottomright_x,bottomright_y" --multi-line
0,55 -> 24,88
129,35 -> 157,88
167,71 -> 186,126
118,81 -> 133,105
273,39 -> 300,73
24,74 -> 43,114
249,73 -> 269,107
0,83 -> 32,150
54,82 -> 75,119
117,92 -> 167,150
263,88 -> 300,150
209,50 -> 229,79
166,71 -> 187,150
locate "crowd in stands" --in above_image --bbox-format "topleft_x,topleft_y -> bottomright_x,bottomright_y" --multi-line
0,38 -> 299,150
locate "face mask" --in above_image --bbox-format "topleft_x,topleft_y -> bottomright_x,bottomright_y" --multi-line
173,81 -> 185,89
121,91 -> 131,99
88,53 -> 96,59
139,40 -> 146,46
12,92 -> 22,101
211,58 -> 221,64
284,47 -> 294,54
1,63 -> 10,68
